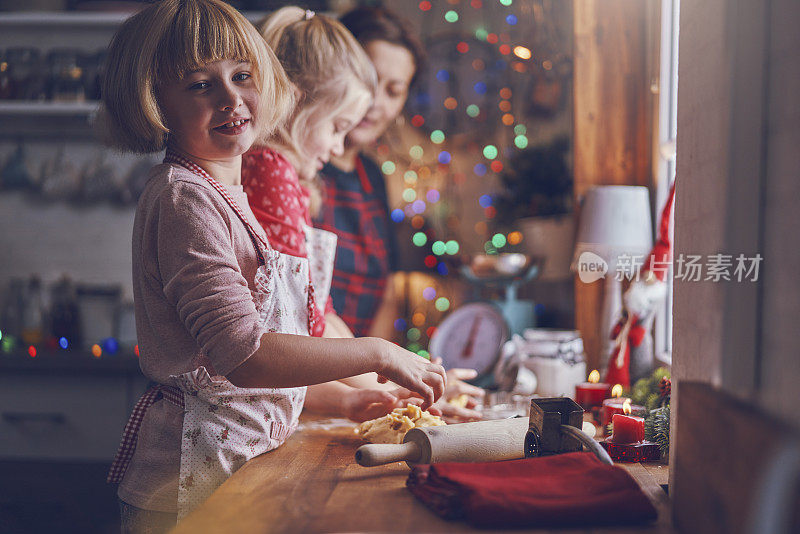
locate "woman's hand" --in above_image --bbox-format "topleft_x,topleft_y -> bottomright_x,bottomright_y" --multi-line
374,339 -> 446,410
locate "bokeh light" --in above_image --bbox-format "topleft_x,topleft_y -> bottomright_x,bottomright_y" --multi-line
514,134 -> 529,149
407,328 -> 421,342
404,170 -> 418,184
508,231 -> 523,245
474,163 -> 487,176
381,161 -> 396,175
402,188 -> 417,202
444,97 -> 458,110
435,298 -> 451,312
444,10 -> 459,23
492,233 -> 507,248
432,241 -> 447,256
423,287 -> 437,300
479,194 -> 493,208
513,46 -> 531,60
413,312 -> 426,326
409,145 -> 424,159
391,208 -> 405,222
483,145 -> 498,159
445,240 -> 460,255
426,189 -> 441,203
394,318 -> 407,331
413,232 -> 428,247
466,104 -> 480,117
430,130 -> 445,144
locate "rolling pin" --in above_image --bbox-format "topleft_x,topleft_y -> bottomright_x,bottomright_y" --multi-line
355,417 -> 529,467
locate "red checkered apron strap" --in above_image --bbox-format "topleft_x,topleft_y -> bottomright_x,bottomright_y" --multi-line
163,149 -> 272,265
107,385 -> 184,484
163,148 -> 318,334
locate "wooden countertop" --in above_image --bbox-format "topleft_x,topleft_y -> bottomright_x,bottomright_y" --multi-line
171,415 -> 672,534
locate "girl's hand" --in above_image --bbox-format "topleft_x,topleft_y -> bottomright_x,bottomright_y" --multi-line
434,399 -> 483,423
340,389 -> 400,422
375,339 -> 446,410
340,387 -> 441,422
430,358 -> 486,405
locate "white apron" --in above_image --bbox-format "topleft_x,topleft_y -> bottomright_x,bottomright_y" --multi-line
107,152 -> 338,520
162,152 -> 336,519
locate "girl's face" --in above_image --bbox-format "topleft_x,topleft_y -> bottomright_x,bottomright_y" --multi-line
159,59 -> 260,162
345,40 -> 416,148
299,89 -> 371,179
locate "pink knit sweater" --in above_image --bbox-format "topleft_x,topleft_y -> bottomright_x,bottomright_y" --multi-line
118,163 -> 267,512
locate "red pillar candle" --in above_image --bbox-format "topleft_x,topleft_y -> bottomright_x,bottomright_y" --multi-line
574,370 -> 611,409
611,413 -> 645,444
601,392 -> 645,429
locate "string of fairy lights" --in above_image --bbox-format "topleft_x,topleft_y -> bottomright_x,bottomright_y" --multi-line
0,0 -> 564,363
381,0 -> 564,356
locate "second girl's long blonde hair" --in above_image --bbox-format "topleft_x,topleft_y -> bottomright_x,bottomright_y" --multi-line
257,7 -> 377,211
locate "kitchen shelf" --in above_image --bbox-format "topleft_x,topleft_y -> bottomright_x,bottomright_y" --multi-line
0,10 -> 269,28
0,101 -> 98,116
0,101 -> 99,139
0,11 -> 131,27
0,347 -> 141,374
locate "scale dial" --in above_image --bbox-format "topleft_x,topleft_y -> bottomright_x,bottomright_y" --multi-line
429,302 -> 509,377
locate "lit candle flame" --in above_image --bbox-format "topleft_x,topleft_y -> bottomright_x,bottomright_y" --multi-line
611,384 -> 623,398
588,370 -> 600,383
623,399 -> 632,415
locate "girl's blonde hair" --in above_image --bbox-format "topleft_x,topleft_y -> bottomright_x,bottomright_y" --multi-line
257,7 -> 376,208
99,0 -> 294,154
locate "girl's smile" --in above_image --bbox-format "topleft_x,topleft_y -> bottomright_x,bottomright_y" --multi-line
158,59 -> 260,179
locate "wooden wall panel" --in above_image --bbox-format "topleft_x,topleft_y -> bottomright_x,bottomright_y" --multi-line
572,0 -> 657,371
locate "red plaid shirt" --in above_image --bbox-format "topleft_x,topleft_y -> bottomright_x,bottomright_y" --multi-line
315,156 -> 398,337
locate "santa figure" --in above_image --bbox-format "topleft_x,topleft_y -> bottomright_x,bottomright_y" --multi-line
604,183 -> 676,387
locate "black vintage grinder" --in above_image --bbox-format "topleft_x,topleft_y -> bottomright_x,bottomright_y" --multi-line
524,397 -> 613,464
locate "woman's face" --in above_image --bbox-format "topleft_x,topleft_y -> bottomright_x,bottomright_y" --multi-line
345,40 -> 416,148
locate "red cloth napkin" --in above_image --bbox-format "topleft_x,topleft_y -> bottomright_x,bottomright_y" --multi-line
407,452 -> 658,529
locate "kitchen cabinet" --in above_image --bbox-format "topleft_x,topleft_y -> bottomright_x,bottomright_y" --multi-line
0,351 -> 148,461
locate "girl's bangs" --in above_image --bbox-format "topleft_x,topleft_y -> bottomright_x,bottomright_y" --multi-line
154,3 -> 262,82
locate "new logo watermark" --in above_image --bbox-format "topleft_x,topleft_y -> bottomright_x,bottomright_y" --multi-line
575,253 -> 763,283
576,251 -> 609,283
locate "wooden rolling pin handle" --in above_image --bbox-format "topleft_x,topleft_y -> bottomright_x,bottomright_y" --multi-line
355,442 -> 421,467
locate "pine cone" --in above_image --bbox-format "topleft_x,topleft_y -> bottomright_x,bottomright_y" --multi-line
659,377 -> 672,398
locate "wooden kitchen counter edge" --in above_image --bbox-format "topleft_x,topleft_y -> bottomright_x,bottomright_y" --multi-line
170,414 -> 673,534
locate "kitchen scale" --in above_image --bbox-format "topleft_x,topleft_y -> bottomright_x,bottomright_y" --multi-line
429,255 -> 540,386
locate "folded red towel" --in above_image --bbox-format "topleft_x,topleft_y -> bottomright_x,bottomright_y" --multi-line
407,452 -> 658,529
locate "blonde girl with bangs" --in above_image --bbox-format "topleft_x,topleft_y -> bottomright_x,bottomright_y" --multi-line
101,0 -> 446,529
243,8 -> 429,423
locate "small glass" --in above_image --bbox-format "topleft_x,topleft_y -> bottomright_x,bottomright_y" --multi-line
47,48 -> 85,102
